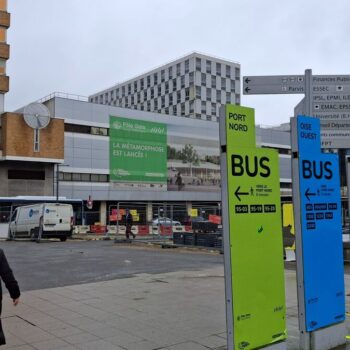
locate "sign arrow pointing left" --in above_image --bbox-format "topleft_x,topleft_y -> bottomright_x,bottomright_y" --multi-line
305,187 -> 316,201
235,186 -> 249,202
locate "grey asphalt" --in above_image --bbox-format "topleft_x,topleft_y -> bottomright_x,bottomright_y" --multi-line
0,240 -> 223,292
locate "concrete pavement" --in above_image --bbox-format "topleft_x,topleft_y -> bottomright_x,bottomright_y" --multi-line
0,266 -> 349,350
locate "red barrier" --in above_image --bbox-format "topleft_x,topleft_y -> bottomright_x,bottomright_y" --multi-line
184,225 -> 192,232
160,225 -> 172,235
137,225 -> 149,235
208,215 -> 222,225
90,225 -> 107,234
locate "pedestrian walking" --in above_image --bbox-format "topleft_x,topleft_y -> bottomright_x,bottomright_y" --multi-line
0,249 -> 20,345
124,209 -> 135,240
175,172 -> 184,191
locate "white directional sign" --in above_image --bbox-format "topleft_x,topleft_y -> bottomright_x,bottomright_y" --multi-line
243,75 -> 304,94
243,71 -> 350,148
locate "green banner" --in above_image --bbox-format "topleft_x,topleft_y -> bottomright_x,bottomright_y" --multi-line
225,105 -> 286,349
109,116 -> 167,183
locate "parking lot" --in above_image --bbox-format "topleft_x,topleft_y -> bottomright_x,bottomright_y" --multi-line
0,240 -> 223,291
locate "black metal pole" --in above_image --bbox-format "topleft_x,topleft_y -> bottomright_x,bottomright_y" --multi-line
56,164 -> 59,202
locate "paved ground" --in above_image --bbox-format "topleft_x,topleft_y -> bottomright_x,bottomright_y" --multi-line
0,241 -> 223,291
0,265 -> 349,350
0,241 -> 350,349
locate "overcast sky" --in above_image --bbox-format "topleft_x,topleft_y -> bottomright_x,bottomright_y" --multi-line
6,0 -> 350,125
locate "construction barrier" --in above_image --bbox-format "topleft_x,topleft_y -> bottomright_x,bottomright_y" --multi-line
90,225 -> 107,234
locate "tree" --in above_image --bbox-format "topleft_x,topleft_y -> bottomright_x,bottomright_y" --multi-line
179,144 -> 199,176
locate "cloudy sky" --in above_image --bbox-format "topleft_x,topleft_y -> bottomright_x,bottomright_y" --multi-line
6,0 -> 350,125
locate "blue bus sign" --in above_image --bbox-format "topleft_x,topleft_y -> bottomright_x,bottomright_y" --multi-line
294,115 -> 345,332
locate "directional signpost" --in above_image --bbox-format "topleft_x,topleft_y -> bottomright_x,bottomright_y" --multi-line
243,70 -> 350,148
291,115 -> 345,350
220,104 -> 286,350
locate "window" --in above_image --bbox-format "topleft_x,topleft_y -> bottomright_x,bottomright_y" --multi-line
226,65 -> 231,78
161,96 -> 165,108
131,95 -> 134,104
189,72 -> 194,84
196,86 -> 201,98
176,63 -> 181,76
177,91 -> 181,103
172,105 -> 177,115
216,63 -> 221,76
185,88 -> 190,100
63,173 -> 72,181
226,92 -> 231,103
128,84 -> 131,94
169,66 -> 173,79
196,113 -> 201,119
137,93 -> 140,103
81,173 -> 90,182
211,103 -> 216,114
165,82 -> 169,94
206,115 -> 212,121
231,80 -> 235,91
235,67 -> 240,79
235,96 -> 240,104
206,88 -> 211,101
211,76 -> 216,88
122,86 -> 125,96
154,99 -> 158,109
201,73 -> 206,86
8,170 -> 45,180
181,103 -> 185,116
216,90 -> 221,100
221,78 -> 226,89
147,76 -> 151,88
181,76 -> 185,88
72,173 -> 81,181
185,59 -> 189,73
173,78 -> 177,91
201,101 -> 206,113
169,94 -> 173,105
65,124 -> 91,134
158,85 -> 161,96
190,101 -> 194,113
151,88 -> 154,99
206,60 -> 211,74
140,79 -> 144,89
91,127 -> 108,136
161,70 -> 165,82
196,58 -> 201,70
116,89 -> 119,99
147,101 -> 151,111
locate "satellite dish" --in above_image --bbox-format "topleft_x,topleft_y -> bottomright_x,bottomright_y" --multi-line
23,103 -> 51,129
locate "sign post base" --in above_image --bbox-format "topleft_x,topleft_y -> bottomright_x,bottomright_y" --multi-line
310,323 -> 346,350
262,341 -> 286,350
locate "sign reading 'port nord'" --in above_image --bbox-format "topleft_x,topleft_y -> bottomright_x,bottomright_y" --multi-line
220,105 -> 286,350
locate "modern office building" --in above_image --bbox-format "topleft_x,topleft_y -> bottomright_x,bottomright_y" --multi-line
2,94 -> 290,225
89,52 -> 241,122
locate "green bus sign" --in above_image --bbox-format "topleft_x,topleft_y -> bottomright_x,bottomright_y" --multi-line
222,105 -> 286,349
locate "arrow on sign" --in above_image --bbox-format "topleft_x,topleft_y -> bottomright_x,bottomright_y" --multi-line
235,186 -> 249,202
305,188 -> 316,201
245,87 -> 251,93
245,77 -> 251,84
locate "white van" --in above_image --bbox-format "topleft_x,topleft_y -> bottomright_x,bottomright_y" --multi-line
9,203 -> 74,242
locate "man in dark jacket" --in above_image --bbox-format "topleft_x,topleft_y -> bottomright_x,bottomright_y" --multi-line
0,248 -> 20,345
124,209 -> 135,240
